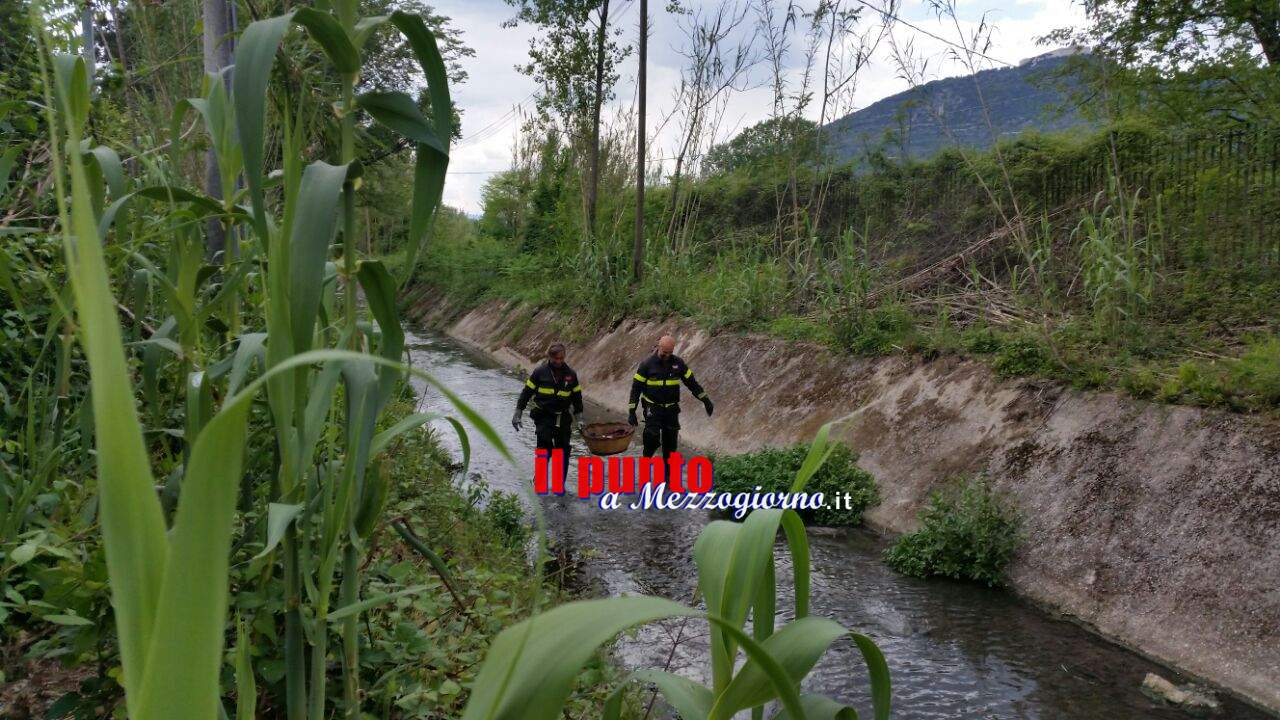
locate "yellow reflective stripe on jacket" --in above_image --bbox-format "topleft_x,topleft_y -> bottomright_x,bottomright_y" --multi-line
555,390 -> 571,397
645,378 -> 681,386
536,386 -> 555,394
640,393 -> 678,407
633,373 -> 646,382
572,384 -> 582,392
525,378 -> 536,389
684,368 -> 693,378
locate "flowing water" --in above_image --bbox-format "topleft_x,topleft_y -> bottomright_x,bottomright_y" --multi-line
404,327 -> 1269,720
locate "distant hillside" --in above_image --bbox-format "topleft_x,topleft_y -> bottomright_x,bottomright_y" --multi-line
823,49 -> 1092,162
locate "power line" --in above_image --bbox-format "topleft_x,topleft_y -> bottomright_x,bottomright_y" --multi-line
455,94 -> 537,149
850,0 -> 1014,68
448,153 -> 684,176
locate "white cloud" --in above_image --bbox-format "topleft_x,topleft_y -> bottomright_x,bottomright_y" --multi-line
428,0 -> 1087,213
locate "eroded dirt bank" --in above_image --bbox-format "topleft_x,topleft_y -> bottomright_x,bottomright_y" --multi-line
402,287 -> 1280,713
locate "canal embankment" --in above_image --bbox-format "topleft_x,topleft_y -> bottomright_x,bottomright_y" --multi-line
402,285 -> 1280,715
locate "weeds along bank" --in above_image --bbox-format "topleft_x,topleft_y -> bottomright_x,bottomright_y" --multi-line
404,286 -> 1280,713
423,120 -> 1280,415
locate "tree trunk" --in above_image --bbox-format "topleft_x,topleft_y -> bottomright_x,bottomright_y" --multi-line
202,0 -> 233,259
632,0 -> 647,283
81,3 -> 95,79
586,0 -> 610,243
1246,2 -> 1280,66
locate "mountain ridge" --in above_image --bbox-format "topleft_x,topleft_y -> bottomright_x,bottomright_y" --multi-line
823,48 -> 1091,161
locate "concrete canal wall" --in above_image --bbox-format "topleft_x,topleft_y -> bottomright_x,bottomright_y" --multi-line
403,286 -> 1280,713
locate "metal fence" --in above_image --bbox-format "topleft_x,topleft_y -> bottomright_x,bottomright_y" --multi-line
1036,123 -> 1280,268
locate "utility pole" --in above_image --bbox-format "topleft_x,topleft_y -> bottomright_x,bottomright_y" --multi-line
631,0 -> 647,283
202,0 -> 234,259
585,0 -> 611,244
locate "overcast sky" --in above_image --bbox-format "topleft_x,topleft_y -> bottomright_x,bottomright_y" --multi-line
431,0 -> 1087,213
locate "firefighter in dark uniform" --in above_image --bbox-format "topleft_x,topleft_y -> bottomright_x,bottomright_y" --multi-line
627,335 -> 713,460
512,342 -> 584,484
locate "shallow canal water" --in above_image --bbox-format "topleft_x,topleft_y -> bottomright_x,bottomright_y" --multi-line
405,327 -> 1270,720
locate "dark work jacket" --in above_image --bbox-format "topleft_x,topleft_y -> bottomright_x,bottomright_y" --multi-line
516,362 -> 584,419
628,353 -> 708,414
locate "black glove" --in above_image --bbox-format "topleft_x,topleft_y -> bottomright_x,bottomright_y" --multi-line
627,409 -> 638,426
703,397 -> 714,416
511,409 -> 523,432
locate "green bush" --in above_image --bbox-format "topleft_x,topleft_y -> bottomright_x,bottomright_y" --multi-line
484,489 -> 531,549
883,475 -> 1019,587
713,444 -> 878,526
833,303 -> 918,355
991,336 -> 1052,378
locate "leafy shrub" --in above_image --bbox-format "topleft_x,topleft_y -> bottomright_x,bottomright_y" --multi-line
991,336 -> 1052,378
832,303 -> 918,355
884,475 -> 1019,587
713,444 -> 878,526
484,489 -> 531,549
961,326 -> 1003,354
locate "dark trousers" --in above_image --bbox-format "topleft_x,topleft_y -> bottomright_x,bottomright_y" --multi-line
641,407 -> 680,460
533,411 -> 572,484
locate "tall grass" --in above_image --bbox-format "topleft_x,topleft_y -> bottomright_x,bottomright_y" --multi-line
1075,181 -> 1162,334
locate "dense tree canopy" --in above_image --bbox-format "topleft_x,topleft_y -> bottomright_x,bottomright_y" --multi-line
703,116 -> 824,175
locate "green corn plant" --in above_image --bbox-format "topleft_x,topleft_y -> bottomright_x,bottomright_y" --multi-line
460,422 -> 892,720
40,39 -> 263,719
1075,182 -> 1160,336
34,0 -> 475,717
225,5 -> 455,717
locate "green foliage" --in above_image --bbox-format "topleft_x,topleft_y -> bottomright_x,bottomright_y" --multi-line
713,444 -> 879,527
990,335 -> 1053,379
1045,0 -> 1280,123
425,115 -> 1280,415
884,476 -> 1019,587
502,0 -> 630,132
483,488 -> 532,549
1150,336 -> 1280,410
832,303 -> 918,356
704,116 -> 824,175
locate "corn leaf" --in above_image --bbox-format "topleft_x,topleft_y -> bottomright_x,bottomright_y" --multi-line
133,394 -> 253,719
228,332 -> 267,396
633,669 -> 714,720
288,161 -> 347,353
704,617 -> 809,720
293,7 -> 360,74
850,632 -> 891,720
84,145 -> 127,202
389,12 -> 452,144
255,503 -> 305,560
388,11 -> 451,278
233,13 -> 292,242
773,695 -> 860,720
326,584 -> 431,622
460,597 -> 697,720
356,92 -> 446,152
713,617 -> 846,716
356,259 -> 403,407
52,54 -> 167,713
779,509 -> 810,618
